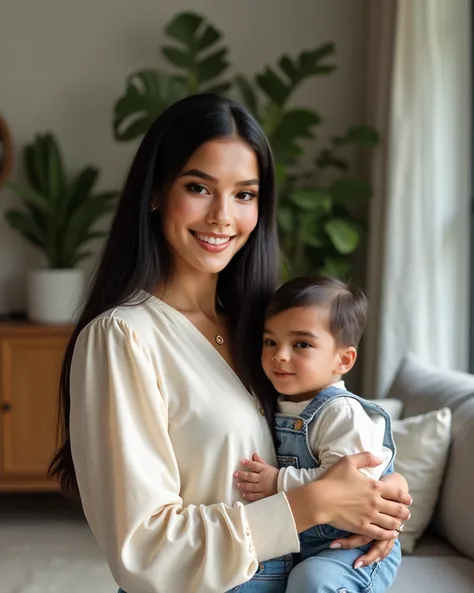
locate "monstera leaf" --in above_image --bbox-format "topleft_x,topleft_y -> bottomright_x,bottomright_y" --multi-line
113,12 -> 231,142
163,12 -> 231,93
256,43 -> 336,106
113,70 -> 187,141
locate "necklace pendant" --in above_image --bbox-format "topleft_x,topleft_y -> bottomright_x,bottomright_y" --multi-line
215,334 -> 225,346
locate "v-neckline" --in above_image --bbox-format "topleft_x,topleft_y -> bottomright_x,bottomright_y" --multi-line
146,292 -> 254,397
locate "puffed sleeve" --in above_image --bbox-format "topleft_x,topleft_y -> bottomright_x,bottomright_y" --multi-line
70,317 -> 299,593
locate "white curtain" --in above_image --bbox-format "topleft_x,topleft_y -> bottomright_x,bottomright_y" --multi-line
365,0 -> 471,397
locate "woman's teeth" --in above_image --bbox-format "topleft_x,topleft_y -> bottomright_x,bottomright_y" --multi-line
195,233 -> 231,245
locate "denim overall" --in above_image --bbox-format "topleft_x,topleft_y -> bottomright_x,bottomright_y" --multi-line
276,385 -> 402,593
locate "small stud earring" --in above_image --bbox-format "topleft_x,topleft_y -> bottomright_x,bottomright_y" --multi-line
150,204 -> 158,211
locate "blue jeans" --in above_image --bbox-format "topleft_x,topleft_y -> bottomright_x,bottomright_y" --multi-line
287,541 -> 402,593
118,555 -> 292,593
227,554 -> 293,592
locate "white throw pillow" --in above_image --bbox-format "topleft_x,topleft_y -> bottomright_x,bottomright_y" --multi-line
392,407 -> 452,553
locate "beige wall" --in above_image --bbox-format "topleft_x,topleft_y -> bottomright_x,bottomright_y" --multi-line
0,0 -> 366,314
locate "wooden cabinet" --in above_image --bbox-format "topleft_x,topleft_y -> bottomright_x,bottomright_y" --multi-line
0,324 -> 72,491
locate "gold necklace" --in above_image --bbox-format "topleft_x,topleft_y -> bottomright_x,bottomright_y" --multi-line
214,333 -> 225,346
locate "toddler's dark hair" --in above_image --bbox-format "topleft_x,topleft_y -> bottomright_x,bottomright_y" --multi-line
265,276 -> 368,348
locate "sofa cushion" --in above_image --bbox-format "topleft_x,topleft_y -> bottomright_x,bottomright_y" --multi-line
435,397 -> 474,560
387,354 -> 474,417
371,398 -> 404,420
412,533 -> 459,557
391,408 -> 451,553
390,557 -> 474,593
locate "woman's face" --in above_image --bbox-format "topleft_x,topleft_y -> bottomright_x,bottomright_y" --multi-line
158,138 -> 259,277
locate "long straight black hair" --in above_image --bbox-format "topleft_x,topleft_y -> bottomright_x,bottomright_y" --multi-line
49,93 -> 280,494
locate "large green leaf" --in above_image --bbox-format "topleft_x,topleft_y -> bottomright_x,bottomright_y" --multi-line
68,167 -> 100,216
319,256 -> 352,280
316,149 -> 349,171
273,108 -> 321,140
162,46 -> 192,69
5,209 -> 46,248
164,12 -> 204,44
279,43 -> 336,85
162,12 -> 229,92
330,178 -> 372,204
333,125 -> 380,148
271,109 -> 321,162
197,48 -> 229,83
44,133 -> 67,205
277,207 -> 295,234
113,70 -> 187,141
6,181 -> 51,214
24,144 -> 46,194
235,75 -> 258,115
256,44 -> 335,108
324,218 -> 361,254
297,211 -> 323,247
256,67 -> 289,106
290,188 -> 332,212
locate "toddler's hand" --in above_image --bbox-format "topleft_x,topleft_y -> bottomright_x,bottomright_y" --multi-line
234,452 -> 279,501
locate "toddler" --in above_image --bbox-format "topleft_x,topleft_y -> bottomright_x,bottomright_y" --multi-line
235,276 -> 402,593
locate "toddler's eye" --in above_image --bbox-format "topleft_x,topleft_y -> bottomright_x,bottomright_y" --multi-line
263,338 -> 276,347
294,342 -> 312,349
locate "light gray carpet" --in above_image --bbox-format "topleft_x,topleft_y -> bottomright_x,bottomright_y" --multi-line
0,494 -> 116,593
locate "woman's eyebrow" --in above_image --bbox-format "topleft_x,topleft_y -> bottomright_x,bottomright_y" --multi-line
179,169 -> 216,182
179,168 -> 259,187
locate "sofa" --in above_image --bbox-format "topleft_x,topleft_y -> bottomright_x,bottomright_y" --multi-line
381,354 -> 474,593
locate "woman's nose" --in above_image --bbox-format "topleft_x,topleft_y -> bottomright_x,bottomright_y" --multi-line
206,195 -> 232,227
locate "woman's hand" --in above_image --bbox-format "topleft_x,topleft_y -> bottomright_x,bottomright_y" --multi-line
300,453 -> 411,540
330,535 -> 396,568
328,471 -> 411,568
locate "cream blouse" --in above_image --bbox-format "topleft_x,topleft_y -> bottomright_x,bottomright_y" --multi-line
69,296 -> 299,593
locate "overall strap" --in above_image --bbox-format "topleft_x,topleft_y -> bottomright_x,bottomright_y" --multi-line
298,385 -> 352,423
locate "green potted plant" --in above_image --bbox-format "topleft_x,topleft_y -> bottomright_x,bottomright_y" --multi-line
5,133 -> 116,323
112,11 -> 378,279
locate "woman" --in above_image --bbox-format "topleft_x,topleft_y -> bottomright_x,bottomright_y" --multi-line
49,94 -> 410,593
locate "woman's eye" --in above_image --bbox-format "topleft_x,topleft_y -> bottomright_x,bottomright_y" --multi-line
236,190 -> 257,202
294,342 -> 312,349
186,183 -> 208,195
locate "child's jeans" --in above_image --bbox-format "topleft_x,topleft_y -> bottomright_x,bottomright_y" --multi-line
227,554 -> 293,592
287,539 -> 402,593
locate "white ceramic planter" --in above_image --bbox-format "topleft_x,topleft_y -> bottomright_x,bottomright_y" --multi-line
27,269 -> 85,324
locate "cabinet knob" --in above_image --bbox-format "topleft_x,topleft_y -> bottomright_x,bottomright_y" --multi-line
1,403 -> 12,413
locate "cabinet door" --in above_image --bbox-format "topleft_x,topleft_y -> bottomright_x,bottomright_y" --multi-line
0,335 -> 67,485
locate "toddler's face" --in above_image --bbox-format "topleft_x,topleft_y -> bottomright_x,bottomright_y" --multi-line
261,305 -> 349,401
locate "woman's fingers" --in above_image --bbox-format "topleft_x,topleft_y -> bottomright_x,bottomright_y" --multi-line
330,533 -> 396,567
378,499 -> 411,523
348,451 -> 384,470
354,538 -> 395,568
379,475 -> 412,507
330,534 -> 372,550
369,510 -> 406,532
